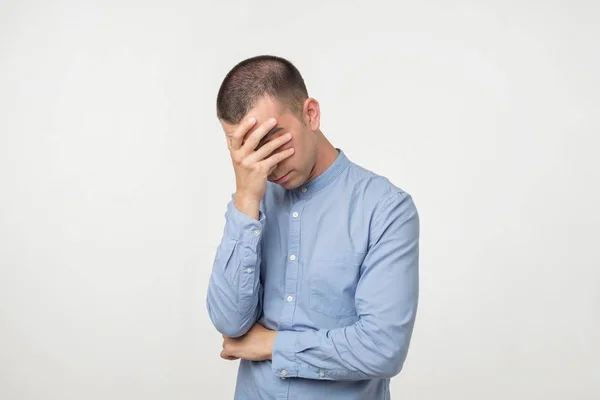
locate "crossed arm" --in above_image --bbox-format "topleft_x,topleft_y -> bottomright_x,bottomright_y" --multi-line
207,192 -> 420,381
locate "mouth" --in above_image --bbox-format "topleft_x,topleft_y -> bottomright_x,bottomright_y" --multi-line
271,172 -> 290,184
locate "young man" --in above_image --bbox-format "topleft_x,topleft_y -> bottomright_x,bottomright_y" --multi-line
206,55 -> 420,399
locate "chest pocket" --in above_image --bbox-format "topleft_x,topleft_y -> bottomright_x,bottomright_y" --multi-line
309,252 -> 364,318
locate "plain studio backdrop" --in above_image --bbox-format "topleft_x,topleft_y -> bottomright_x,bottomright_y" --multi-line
1,1 -> 599,399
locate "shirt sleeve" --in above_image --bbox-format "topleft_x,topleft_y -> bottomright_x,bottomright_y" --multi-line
206,196 -> 265,338
271,192 -> 419,380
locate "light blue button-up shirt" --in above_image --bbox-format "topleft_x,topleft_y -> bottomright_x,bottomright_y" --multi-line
207,149 -> 419,399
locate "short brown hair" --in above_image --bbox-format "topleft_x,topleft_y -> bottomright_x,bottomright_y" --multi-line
216,55 -> 309,124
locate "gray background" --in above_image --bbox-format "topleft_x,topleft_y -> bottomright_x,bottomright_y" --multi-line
1,0 -> 599,399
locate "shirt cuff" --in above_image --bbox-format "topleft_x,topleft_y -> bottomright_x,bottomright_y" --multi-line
272,331 -> 299,379
272,330 -> 328,380
224,200 -> 265,247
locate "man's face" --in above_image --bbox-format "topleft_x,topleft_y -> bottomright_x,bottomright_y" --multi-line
221,96 -> 318,190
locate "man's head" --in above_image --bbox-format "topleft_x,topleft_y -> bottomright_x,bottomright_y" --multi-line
216,55 -> 328,190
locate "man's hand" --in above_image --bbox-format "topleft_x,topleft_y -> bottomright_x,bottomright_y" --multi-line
226,117 -> 294,219
221,323 -> 277,362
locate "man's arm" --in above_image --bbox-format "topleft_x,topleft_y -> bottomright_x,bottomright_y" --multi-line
206,195 -> 264,338
271,192 -> 419,380
207,116 -> 294,338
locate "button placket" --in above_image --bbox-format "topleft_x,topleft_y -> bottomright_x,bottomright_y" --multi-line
278,200 -> 306,330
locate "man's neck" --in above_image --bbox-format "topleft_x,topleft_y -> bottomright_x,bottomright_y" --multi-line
306,132 -> 339,183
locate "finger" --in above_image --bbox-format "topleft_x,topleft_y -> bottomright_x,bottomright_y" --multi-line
246,133 -> 292,164
222,336 -> 231,350
228,117 -> 257,150
268,164 -> 277,175
261,147 -> 295,170
240,118 -> 278,154
220,348 -> 239,360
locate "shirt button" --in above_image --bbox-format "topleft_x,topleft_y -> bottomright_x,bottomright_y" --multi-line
319,371 -> 325,377
281,369 -> 288,377
246,268 -> 253,273
289,254 -> 296,261
301,187 -> 307,192
287,296 -> 293,302
292,212 -> 299,218
253,229 -> 260,236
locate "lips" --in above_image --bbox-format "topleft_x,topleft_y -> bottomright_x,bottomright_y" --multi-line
272,172 -> 290,184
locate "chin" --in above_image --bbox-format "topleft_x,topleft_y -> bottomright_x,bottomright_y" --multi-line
279,175 -> 297,189
278,179 -> 293,189
283,176 -> 307,191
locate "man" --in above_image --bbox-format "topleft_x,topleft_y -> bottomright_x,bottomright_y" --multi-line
206,55 -> 419,399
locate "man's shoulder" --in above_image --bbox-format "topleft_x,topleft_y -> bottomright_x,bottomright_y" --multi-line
345,159 -> 411,207
344,161 -> 418,234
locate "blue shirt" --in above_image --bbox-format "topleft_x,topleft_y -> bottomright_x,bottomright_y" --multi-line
207,149 -> 419,399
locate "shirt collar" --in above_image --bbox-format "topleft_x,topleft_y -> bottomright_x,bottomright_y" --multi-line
292,148 -> 349,199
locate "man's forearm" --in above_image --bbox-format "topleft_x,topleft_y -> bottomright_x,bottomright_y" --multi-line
234,191 -> 261,220
206,199 -> 265,337
271,318 -> 415,381
221,323 -> 277,361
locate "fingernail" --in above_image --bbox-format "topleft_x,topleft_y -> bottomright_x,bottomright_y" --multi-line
248,117 -> 256,124
269,118 -> 276,124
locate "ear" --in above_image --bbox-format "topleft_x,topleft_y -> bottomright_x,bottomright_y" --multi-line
302,98 -> 320,131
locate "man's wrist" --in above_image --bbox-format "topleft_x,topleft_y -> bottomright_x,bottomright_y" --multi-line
234,192 -> 261,220
265,330 -> 277,360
